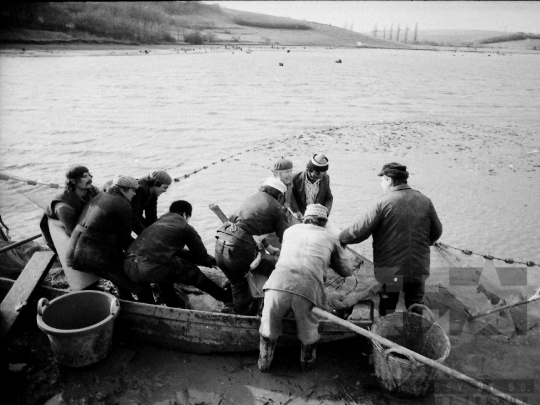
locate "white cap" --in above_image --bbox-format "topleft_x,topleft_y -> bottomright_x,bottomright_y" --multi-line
304,204 -> 328,219
263,177 -> 287,194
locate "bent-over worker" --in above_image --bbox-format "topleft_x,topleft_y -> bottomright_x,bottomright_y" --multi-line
124,200 -> 232,308
215,177 -> 290,315
258,204 -> 352,372
66,175 -> 152,302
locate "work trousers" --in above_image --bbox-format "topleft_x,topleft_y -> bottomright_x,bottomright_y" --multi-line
124,253 -> 229,308
378,277 -> 425,316
259,289 -> 320,345
215,238 -> 275,315
66,228 -> 149,298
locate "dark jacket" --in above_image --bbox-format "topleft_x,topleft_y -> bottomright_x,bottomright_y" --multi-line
290,171 -> 333,215
127,212 -> 214,267
40,186 -> 100,251
226,189 -> 290,243
339,185 -> 442,283
66,191 -> 145,293
131,177 -> 158,235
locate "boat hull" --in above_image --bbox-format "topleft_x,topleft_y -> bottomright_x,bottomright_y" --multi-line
1,277 -> 372,353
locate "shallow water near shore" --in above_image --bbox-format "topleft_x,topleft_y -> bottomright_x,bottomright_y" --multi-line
1,46 -> 540,404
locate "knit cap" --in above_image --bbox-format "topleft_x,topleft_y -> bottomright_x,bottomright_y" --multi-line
306,153 -> 329,172
377,163 -> 409,180
150,170 -> 172,185
273,158 -> 293,171
304,203 -> 328,219
263,177 -> 287,194
66,165 -> 89,180
112,175 -> 139,189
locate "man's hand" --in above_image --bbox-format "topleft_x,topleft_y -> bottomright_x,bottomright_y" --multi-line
266,245 -> 280,256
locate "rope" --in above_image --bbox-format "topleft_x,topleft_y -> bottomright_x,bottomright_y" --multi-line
170,133 -> 304,182
435,241 -> 538,268
0,172 -> 60,188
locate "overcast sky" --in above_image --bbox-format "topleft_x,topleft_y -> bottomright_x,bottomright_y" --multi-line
205,1 -> 540,33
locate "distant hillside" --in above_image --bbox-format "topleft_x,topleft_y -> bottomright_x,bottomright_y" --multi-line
0,1 -> 410,49
415,29 -> 509,46
365,29 -> 540,49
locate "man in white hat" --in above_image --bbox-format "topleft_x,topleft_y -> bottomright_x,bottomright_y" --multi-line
131,170 -> 173,235
290,153 -> 333,219
66,175 -> 153,302
258,204 -> 352,372
215,177 -> 291,315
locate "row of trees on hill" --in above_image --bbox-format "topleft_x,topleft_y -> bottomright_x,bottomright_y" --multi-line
0,2 -> 223,44
372,23 -> 419,44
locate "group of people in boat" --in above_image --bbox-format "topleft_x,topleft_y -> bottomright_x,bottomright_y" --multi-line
39,153 -> 442,372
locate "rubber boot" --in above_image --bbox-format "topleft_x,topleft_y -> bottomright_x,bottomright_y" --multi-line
258,335 -> 277,372
300,342 -> 317,371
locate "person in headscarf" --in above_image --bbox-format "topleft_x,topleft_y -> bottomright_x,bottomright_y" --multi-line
339,163 -> 443,316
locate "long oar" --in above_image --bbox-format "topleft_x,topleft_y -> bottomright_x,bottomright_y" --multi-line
469,286 -> 540,320
0,234 -> 42,254
312,307 -> 527,405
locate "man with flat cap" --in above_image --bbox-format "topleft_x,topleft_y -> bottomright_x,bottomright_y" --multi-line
339,163 -> 443,316
290,153 -> 333,220
215,177 -> 290,315
67,175 -> 152,301
271,157 -> 294,210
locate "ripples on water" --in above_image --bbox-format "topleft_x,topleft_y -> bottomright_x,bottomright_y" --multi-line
0,48 -> 539,267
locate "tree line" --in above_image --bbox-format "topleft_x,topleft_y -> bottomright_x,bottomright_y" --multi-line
0,2 -> 225,44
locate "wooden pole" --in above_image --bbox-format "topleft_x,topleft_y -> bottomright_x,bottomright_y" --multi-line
469,286 -> 540,320
312,307 -> 528,405
0,234 -> 42,254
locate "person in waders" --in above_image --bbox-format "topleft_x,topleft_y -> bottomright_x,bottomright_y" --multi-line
124,200 -> 232,308
258,204 -> 352,372
214,177 -> 290,315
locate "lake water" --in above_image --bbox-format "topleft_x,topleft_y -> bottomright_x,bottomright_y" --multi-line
1,47 -> 539,273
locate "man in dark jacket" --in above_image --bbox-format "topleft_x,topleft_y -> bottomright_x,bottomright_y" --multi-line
131,170 -> 172,235
67,175 -> 150,301
124,200 -> 231,308
339,163 -> 443,316
215,177 -> 290,315
290,153 -> 333,219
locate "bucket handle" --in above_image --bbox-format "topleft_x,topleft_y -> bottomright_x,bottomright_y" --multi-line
383,348 -> 418,369
408,303 -> 435,323
110,298 -> 120,316
37,298 -> 49,317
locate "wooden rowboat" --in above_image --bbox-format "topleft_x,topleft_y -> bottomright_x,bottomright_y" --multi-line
1,250 -> 375,353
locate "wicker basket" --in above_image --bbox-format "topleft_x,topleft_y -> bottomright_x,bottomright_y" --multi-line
371,304 -> 451,397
